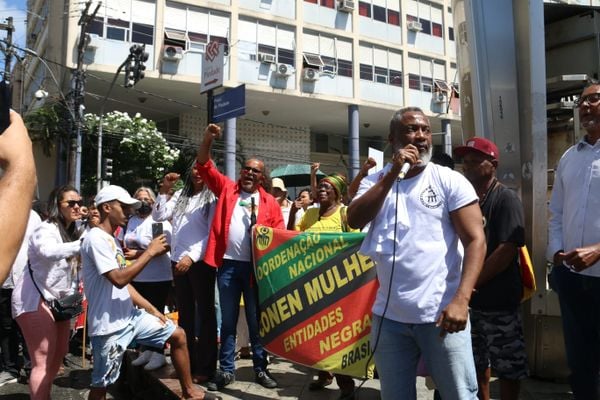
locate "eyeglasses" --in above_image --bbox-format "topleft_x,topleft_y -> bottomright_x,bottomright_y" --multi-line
63,200 -> 83,208
576,93 -> 600,108
242,166 -> 262,174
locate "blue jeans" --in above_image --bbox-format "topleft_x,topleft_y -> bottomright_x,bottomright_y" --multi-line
217,259 -> 268,374
550,265 -> 600,400
371,315 -> 477,400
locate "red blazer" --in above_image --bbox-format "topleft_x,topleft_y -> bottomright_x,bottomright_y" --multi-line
195,159 -> 285,267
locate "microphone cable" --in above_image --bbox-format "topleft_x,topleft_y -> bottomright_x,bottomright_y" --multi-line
353,176 -> 402,396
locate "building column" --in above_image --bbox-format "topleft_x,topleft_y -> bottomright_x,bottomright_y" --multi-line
224,118 -> 237,180
442,118 -> 452,155
348,104 -> 360,180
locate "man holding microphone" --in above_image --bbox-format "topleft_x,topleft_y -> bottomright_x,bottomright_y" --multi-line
347,107 -> 486,400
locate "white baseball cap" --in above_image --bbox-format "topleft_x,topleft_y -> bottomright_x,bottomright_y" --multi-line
94,185 -> 141,209
271,177 -> 287,192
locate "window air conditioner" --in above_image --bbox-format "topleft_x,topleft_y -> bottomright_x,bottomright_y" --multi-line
433,92 -> 446,104
258,53 -> 276,64
163,45 -> 183,61
275,63 -> 294,77
84,33 -> 101,50
302,68 -> 319,82
407,21 -> 423,32
338,0 -> 355,12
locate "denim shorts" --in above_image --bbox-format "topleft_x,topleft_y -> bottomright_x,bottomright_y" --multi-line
90,308 -> 176,387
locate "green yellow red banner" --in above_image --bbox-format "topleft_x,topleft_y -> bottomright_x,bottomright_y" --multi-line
253,226 -> 377,378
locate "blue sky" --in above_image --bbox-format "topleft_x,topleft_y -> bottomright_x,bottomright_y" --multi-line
1,0 -> 28,78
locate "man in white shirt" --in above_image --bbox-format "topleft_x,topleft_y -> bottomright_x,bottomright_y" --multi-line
81,185 -> 218,400
548,81 -> 600,400
347,107 -> 486,400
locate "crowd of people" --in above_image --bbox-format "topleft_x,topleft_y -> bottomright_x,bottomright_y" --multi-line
0,81 -> 599,400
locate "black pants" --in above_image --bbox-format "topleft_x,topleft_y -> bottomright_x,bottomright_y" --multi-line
131,280 -> 172,354
173,261 -> 217,377
0,288 -> 21,373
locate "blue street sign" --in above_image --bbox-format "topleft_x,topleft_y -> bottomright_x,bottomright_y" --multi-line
212,84 -> 246,123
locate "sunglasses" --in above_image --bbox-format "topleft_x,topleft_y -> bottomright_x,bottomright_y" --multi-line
242,166 -> 262,174
63,200 -> 83,208
575,93 -> 600,108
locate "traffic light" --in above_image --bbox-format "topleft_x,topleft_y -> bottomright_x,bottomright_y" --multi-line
124,56 -> 136,88
125,44 -> 150,87
102,158 -> 113,179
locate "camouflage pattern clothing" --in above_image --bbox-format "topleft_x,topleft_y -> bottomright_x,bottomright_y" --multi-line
470,308 -> 528,380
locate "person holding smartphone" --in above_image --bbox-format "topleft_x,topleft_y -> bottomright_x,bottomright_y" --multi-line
123,187 -> 173,371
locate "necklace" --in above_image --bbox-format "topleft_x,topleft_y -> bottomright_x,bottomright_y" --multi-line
478,179 -> 498,208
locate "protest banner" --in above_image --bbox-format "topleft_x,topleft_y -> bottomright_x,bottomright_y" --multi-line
253,226 -> 377,378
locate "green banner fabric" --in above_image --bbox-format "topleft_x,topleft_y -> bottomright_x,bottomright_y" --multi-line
253,226 -> 377,378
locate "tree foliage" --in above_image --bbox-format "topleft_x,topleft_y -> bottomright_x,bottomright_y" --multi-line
23,102 -> 71,157
83,111 -> 180,194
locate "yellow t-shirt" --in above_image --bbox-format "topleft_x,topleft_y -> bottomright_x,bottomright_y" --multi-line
295,206 -> 358,233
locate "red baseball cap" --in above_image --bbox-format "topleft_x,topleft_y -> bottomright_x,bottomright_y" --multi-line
454,137 -> 499,160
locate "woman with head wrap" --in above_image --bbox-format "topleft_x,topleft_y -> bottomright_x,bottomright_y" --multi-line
295,174 -> 358,399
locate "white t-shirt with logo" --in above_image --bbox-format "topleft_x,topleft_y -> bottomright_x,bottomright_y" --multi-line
355,163 -> 477,324
224,191 -> 260,262
81,227 -> 135,337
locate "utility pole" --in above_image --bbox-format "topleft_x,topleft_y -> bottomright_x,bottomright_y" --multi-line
0,17 -> 14,81
68,1 -> 100,191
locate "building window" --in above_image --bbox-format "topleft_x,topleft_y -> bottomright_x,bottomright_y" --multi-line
132,23 -> 154,45
387,10 -> 400,26
164,29 -> 186,48
373,5 -> 386,22
88,18 -> 104,37
322,56 -> 337,73
321,0 -> 335,8
188,31 -> 208,52
305,0 -> 318,3
389,69 -> 402,86
432,22 -> 443,38
106,18 -> 129,41
359,1 -> 371,17
338,59 -> 353,77
420,18 -> 431,35
408,73 -> 420,90
448,27 -> 454,41
360,63 -> 373,81
278,48 -> 295,65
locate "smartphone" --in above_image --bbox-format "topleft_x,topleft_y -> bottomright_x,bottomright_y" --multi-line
0,80 -> 11,135
151,222 -> 163,238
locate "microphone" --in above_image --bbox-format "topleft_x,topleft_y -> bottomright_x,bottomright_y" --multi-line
250,197 -> 257,227
397,162 -> 411,180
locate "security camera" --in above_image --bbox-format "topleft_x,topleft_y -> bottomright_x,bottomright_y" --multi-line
35,89 -> 48,100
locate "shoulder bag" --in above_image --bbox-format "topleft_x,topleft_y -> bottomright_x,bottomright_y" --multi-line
27,261 -> 84,322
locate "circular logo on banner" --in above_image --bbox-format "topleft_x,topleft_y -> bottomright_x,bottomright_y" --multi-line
420,185 -> 442,209
255,226 -> 274,251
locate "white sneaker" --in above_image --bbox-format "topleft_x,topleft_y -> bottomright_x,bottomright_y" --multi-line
131,350 -> 152,367
144,352 -> 166,371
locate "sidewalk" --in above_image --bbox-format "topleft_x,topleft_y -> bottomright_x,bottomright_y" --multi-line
0,350 -> 572,399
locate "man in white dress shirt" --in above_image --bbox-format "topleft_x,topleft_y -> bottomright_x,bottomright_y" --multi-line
548,81 -> 600,400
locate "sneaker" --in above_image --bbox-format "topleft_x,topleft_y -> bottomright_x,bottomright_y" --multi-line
0,371 -> 18,387
131,350 -> 152,367
255,370 -> 277,389
144,352 -> 166,371
206,370 -> 235,391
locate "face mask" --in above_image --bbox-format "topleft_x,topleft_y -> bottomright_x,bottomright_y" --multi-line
137,201 -> 152,216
